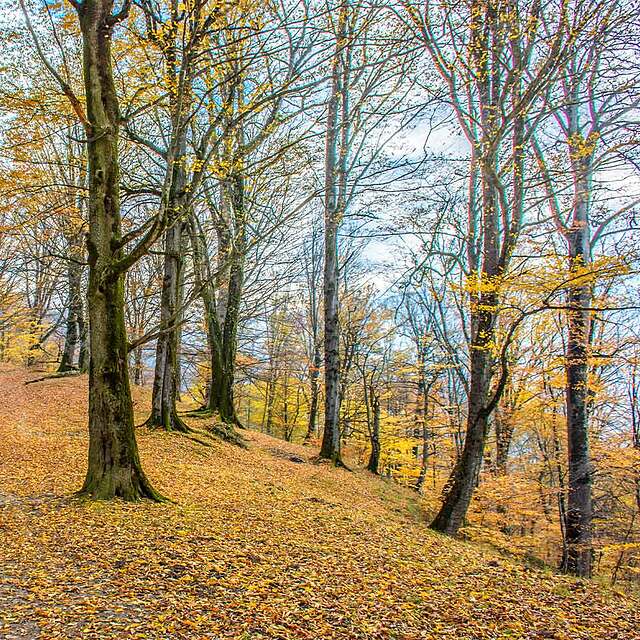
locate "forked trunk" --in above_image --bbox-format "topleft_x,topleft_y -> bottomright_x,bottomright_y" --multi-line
147,221 -> 188,432
78,0 -> 161,501
430,296 -> 495,535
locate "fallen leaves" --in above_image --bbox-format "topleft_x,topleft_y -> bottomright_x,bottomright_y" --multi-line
0,366 -> 638,639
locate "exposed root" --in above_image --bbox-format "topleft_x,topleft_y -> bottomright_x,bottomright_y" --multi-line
206,421 -> 247,448
139,408 -> 193,433
25,370 -> 83,385
185,407 -> 244,430
184,407 -> 214,419
311,455 -> 352,471
76,470 -> 168,503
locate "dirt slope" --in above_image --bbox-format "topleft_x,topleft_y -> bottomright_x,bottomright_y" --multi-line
0,367 -> 637,639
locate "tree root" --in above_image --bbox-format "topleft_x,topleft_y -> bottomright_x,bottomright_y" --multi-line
206,421 -> 247,448
311,455 -> 352,471
140,411 -> 192,433
76,469 -> 168,503
25,370 -> 83,385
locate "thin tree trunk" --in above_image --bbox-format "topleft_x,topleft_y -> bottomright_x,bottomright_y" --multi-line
206,232 -> 243,424
77,302 -> 89,374
213,220 -> 244,425
416,379 -> 432,493
58,257 -> 83,372
147,220 -> 189,432
367,389 -> 381,474
305,342 -> 321,442
430,320 -> 494,534
187,212 -> 243,435
563,166 -> 593,577
495,402 -> 514,475
133,343 -> 144,386
319,5 -> 347,465
431,157 -> 499,534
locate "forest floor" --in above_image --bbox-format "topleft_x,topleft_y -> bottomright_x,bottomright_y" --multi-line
0,366 -> 638,640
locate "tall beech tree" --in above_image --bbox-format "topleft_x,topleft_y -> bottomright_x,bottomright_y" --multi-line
319,0 -> 416,463
532,0 -> 640,576
74,0 -> 162,499
319,1 -> 348,463
20,0 -> 181,499
136,0 -> 213,432
403,0 -> 575,534
302,218 -> 323,443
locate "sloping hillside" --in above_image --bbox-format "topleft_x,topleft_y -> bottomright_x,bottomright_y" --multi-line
0,367 -> 637,639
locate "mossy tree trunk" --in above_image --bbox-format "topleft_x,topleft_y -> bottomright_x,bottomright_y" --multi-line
206,172 -> 245,426
188,207 -> 243,430
76,0 -> 162,501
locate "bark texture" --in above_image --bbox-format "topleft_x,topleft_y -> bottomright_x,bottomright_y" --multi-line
147,221 -> 188,432
562,144 -> 593,577
367,389 -> 381,474
319,4 -> 348,464
77,0 -> 161,501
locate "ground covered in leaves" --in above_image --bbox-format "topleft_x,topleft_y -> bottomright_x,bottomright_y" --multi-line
0,367 -> 638,639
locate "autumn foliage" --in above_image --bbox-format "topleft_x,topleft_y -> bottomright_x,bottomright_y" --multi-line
0,368 -> 638,639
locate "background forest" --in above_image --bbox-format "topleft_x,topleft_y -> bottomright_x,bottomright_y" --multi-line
1,0 -> 640,597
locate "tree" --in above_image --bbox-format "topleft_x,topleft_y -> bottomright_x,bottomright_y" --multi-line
302,217 -> 323,443
136,0 -> 215,433
403,0 -> 574,535
319,1 -> 349,463
319,0 -> 413,463
19,0 -> 180,499
532,0 -> 640,576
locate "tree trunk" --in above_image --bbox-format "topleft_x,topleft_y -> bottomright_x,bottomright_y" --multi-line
430,124 -> 501,534
495,402 -> 514,475
563,166 -> 593,577
367,389 -> 380,474
147,221 -> 188,432
188,211 -> 242,432
77,0 -> 161,501
430,317 -> 493,534
319,7 -> 347,464
58,257 -> 83,372
133,343 -> 144,386
304,342 -> 321,442
77,302 -> 89,374
263,374 -> 275,435
206,177 -> 244,426
416,378 -> 431,493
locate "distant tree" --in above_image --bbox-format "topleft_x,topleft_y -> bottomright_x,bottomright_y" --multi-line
532,0 -> 640,576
